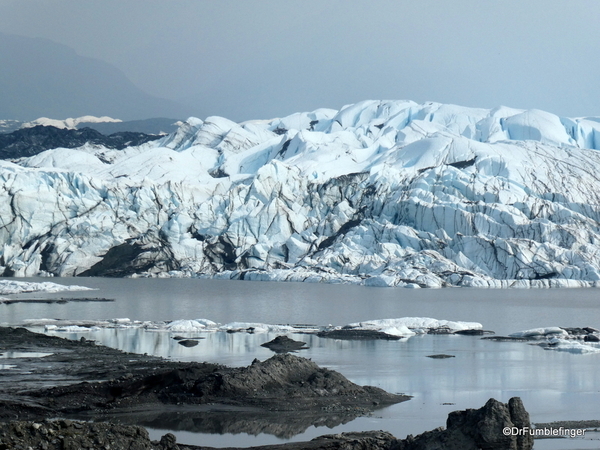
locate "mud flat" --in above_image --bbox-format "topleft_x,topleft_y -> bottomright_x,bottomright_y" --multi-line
0,327 -> 537,449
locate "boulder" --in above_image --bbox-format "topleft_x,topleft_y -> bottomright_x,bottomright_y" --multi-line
392,397 -> 533,450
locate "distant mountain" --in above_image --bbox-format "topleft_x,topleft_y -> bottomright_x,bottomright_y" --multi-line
22,116 -> 122,130
78,118 -> 181,135
0,125 -> 161,159
0,119 -> 22,133
0,33 -> 191,121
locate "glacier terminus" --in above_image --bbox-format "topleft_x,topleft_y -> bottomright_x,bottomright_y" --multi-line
3,99 -> 600,288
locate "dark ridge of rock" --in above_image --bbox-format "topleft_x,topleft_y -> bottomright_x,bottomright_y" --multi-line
78,238 -> 180,277
0,125 -> 161,160
30,353 -> 409,414
260,335 -> 309,353
317,329 -> 403,340
453,329 -> 493,336
391,397 -> 533,450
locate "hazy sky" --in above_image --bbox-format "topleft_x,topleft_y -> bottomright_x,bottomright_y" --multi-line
1,0 -> 599,121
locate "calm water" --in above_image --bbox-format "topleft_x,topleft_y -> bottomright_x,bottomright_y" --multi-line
2,277 -> 600,449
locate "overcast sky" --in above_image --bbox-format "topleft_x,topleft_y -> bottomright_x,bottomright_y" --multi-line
1,0 -> 599,121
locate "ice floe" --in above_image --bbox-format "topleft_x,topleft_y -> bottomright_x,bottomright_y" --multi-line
0,280 -> 95,295
492,326 -> 600,354
544,338 -> 600,354
509,327 -> 569,339
23,316 -> 481,340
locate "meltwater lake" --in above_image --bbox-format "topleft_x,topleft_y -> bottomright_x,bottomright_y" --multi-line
2,277 -> 600,449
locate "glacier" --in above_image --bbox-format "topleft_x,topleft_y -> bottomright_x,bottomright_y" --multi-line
3,99 -> 600,287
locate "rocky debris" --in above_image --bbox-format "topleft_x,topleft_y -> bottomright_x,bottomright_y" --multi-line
0,125 -> 161,159
0,419 -> 186,450
260,335 -> 309,353
391,397 -> 533,450
426,354 -> 455,359
276,431 -> 396,450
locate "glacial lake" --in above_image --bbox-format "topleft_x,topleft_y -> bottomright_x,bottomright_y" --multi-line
2,277 -> 600,449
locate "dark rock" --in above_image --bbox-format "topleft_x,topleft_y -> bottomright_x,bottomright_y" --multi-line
158,432 -> 179,450
78,240 -> 180,278
317,329 -> 403,340
391,397 -> 533,450
177,340 -> 199,348
261,335 -> 309,353
0,125 -> 161,160
28,352 -> 408,415
454,329 -> 494,335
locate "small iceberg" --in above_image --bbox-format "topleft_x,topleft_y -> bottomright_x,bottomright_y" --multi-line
0,280 -> 95,295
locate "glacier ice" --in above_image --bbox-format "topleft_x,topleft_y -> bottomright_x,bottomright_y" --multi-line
0,280 -> 94,295
3,100 -> 600,287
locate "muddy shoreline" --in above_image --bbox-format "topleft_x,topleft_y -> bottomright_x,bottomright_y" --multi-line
0,327 -> 409,448
1,326 -> 593,450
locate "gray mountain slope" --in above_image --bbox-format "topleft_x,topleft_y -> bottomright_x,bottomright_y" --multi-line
0,33 -> 191,121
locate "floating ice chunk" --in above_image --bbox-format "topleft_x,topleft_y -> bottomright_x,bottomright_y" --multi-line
218,322 -> 296,333
509,327 -> 568,339
46,325 -> 100,332
545,338 -> 600,354
0,280 -> 95,295
111,318 -> 131,324
344,317 -> 483,335
166,319 -> 218,332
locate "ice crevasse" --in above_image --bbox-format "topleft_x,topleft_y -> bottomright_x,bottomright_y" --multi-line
3,100 -> 600,288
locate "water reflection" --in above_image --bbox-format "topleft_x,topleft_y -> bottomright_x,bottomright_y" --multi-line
85,407 -> 367,439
